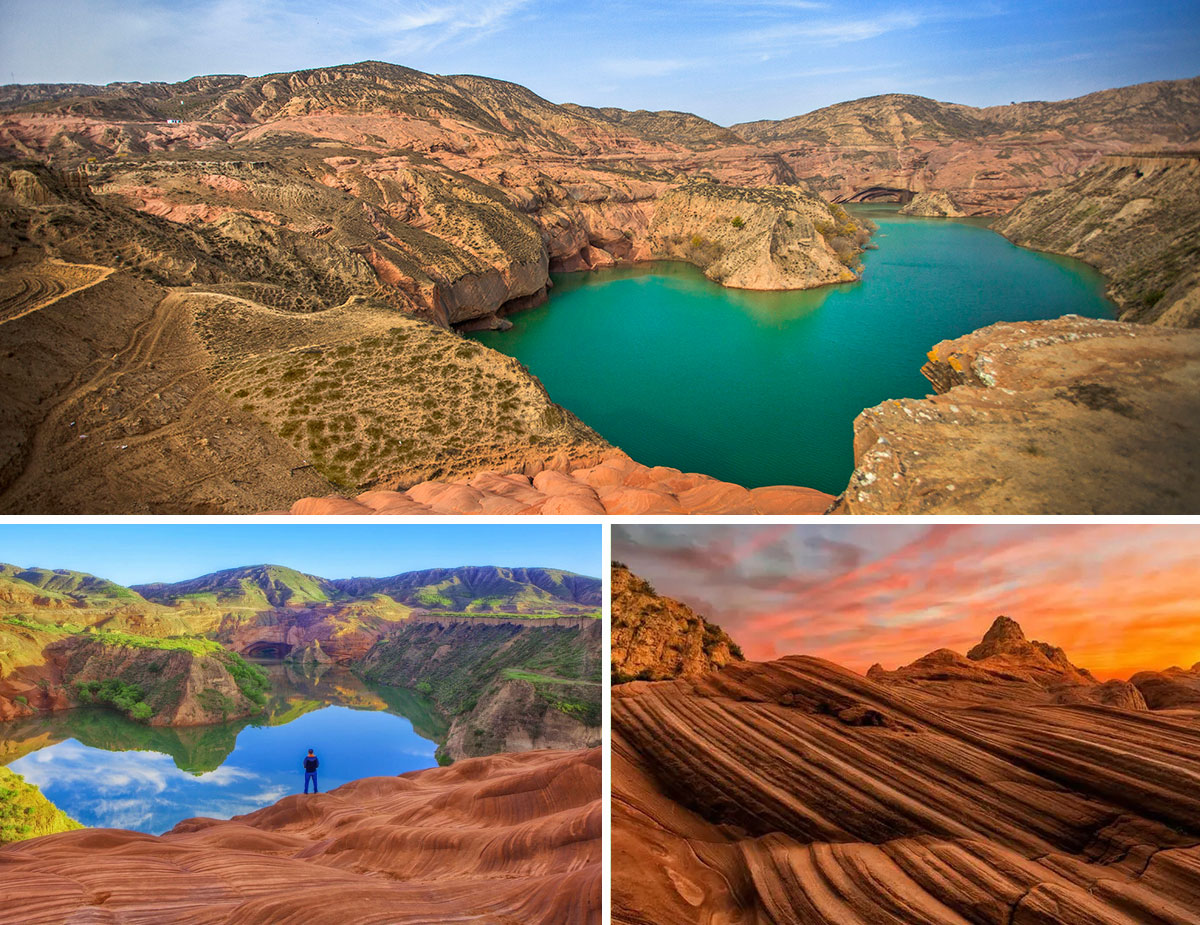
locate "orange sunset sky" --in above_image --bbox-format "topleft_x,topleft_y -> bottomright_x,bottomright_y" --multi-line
612,524 -> 1200,679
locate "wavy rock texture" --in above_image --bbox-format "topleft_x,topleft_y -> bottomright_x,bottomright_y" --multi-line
0,747 -> 601,925
612,657 -> 1200,924
994,154 -> 1200,327
611,564 -> 743,681
285,450 -> 835,515
835,317 -> 1200,513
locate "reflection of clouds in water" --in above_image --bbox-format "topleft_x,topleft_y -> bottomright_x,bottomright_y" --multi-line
15,742 -> 256,797
7,705 -> 437,833
92,798 -> 155,830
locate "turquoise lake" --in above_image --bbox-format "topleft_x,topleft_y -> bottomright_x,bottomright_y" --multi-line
474,205 -> 1115,494
1,669 -> 442,834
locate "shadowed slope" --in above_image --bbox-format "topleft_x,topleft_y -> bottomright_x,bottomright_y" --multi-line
0,746 -> 600,925
613,655 -> 1200,923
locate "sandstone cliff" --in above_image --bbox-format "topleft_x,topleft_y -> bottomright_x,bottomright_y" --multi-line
995,153 -> 1200,327
835,316 -> 1200,513
610,564 -> 742,682
358,617 -> 601,762
0,747 -> 600,924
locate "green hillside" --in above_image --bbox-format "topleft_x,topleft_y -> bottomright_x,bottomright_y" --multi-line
134,565 -> 343,609
0,766 -> 81,844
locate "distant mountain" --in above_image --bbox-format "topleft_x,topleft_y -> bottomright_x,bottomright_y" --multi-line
733,78 -> 1200,146
133,565 -> 341,609
0,563 -> 147,607
610,563 -> 742,682
132,564 -> 599,614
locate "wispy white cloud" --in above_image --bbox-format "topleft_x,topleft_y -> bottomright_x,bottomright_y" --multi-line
599,57 -> 694,78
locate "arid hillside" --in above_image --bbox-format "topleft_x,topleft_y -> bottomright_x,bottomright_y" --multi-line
995,153 -> 1200,327
613,615 -> 1200,923
2,63 -> 1198,514
734,77 -> 1200,213
0,746 -> 601,924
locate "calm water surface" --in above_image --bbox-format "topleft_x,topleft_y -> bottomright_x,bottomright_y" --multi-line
1,668 -> 442,834
474,205 -> 1114,493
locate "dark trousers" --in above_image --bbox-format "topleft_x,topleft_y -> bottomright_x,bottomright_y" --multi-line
304,771 -> 318,793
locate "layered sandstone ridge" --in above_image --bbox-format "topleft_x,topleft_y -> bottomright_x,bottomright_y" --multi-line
868,615 -> 1147,709
0,747 -> 601,925
613,652 -> 1200,923
995,154 -> 1200,327
836,316 -> 1200,513
734,77 -> 1200,213
610,564 -> 742,682
284,451 -> 835,515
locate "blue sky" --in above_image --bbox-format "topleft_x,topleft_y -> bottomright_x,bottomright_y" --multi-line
0,524 -> 601,585
1,1 -> 1195,123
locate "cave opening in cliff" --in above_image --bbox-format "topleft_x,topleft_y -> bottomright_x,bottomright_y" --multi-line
838,187 -> 916,203
243,641 -> 293,659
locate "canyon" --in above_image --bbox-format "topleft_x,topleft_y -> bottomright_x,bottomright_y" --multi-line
0,746 -> 600,924
0,563 -> 602,761
611,570 -> 1200,923
1,64 -> 1199,513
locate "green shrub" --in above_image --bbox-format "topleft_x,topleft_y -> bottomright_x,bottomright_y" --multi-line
730,216 -> 744,229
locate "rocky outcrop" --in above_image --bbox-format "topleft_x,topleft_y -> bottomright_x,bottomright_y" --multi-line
0,747 -> 600,925
869,616 -> 1147,709
284,450 -> 835,515
836,316 -> 1200,513
50,636 -> 267,726
1130,664 -> 1200,710
647,181 -> 867,288
613,654 -> 1200,923
899,189 -> 964,217
995,154 -> 1200,326
610,564 -> 742,682
358,618 -> 601,762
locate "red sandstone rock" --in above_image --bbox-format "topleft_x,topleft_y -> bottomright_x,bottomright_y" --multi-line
0,748 -> 601,925
289,496 -> 374,515
749,485 -> 835,513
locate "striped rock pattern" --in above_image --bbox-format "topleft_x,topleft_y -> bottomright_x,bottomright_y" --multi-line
0,747 -> 600,925
612,657 -> 1200,924
285,452 -> 834,515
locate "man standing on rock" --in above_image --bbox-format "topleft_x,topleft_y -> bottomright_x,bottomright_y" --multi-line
303,748 -> 319,793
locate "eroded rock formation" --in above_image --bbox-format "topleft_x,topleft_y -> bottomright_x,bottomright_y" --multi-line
835,316 -> 1200,513
0,747 -> 601,924
284,450 -> 836,515
613,644 -> 1200,922
868,616 -> 1147,709
610,564 -> 743,681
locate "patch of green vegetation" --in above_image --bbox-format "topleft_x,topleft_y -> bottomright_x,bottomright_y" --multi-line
0,767 -> 82,844
4,616 -> 84,635
75,679 -> 154,722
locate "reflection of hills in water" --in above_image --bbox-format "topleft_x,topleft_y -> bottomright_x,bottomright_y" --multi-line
0,664 -> 447,774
